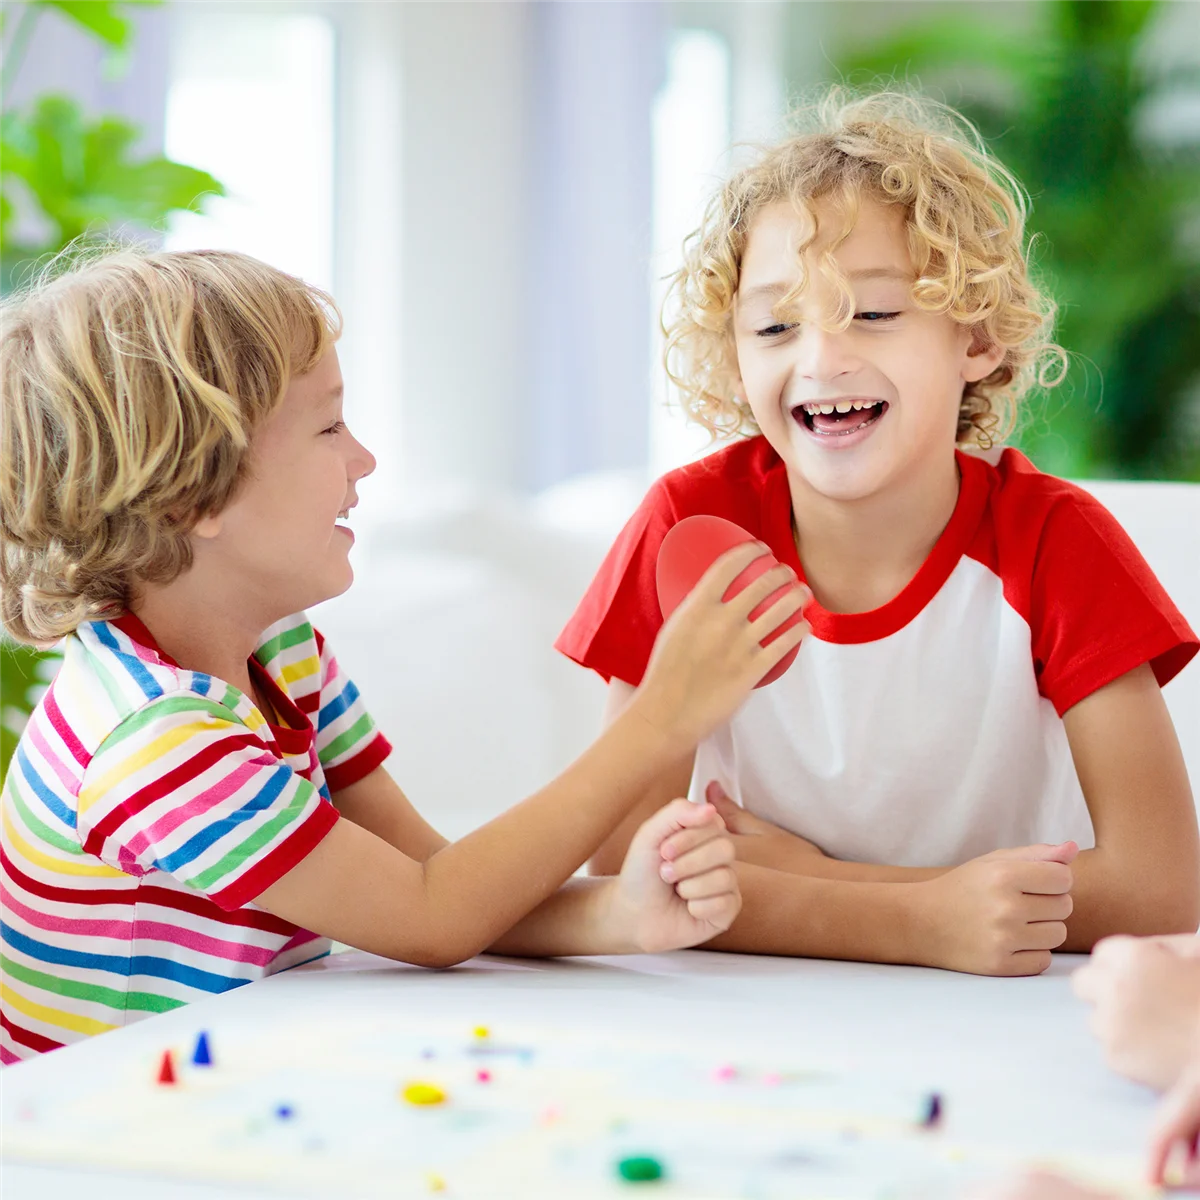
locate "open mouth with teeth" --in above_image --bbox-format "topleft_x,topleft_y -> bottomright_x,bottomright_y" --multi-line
792,398 -> 888,438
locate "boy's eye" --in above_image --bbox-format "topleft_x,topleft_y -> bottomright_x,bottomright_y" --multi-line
755,323 -> 798,338
322,420 -> 345,435
855,311 -> 900,322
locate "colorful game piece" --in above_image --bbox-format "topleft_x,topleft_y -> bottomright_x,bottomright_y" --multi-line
191,1031 -> 212,1067
616,1155 -> 665,1183
762,1071 -> 783,1087
156,1050 -> 177,1085
655,515 -> 806,688
402,1081 -> 448,1106
920,1091 -> 943,1128
426,1172 -> 447,1193
712,1063 -> 737,1082
274,1104 -> 295,1120
472,1025 -> 490,1040
538,1104 -> 561,1126
475,1069 -> 491,1084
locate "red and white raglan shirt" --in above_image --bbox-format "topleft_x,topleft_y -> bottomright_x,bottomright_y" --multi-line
556,437 -> 1197,868
1,611 -> 390,1063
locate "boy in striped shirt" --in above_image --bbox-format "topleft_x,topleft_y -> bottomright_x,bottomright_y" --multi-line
0,249 -> 808,1062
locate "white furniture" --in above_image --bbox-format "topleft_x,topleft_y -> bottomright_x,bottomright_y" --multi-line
2,950 -> 1157,1198
311,474 -> 1200,840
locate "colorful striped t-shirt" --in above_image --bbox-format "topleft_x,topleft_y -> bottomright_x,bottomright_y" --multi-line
1,611 -> 391,1063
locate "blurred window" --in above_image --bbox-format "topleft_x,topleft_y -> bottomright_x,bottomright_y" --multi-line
650,29 -> 732,476
163,10 -> 334,291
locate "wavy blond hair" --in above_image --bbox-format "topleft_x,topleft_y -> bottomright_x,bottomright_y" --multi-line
664,86 -> 1067,445
1,247 -> 340,645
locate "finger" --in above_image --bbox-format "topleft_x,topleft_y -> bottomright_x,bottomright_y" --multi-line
690,542 -> 776,603
674,865 -> 738,901
660,822 -> 729,864
727,561 -> 803,615
1013,861 -> 1074,896
685,892 -> 741,928
1024,892 -> 1073,922
992,841 -> 1079,866
742,585 -> 808,641
705,779 -> 741,816
627,798 -> 715,858
1016,920 -> 1068,952
1147,1080 -> 1200,1184
749,614 -> 810,674
1004,950 -> 1054,977
662,836 -> 735,882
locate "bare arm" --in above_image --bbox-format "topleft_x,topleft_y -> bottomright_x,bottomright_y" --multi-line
1058,662 -> 1200,949
588,680 -> 694,876
253,544 -> 806,967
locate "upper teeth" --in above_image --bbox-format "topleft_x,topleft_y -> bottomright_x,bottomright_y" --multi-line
799,399 -> 882,415
337,509 -> 349,519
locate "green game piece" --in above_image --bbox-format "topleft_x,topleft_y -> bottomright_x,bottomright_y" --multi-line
616,1155 -> 664,1183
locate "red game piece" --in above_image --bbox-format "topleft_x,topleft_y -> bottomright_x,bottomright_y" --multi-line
656,515 -> 806,687
156,1049 -> 177,1085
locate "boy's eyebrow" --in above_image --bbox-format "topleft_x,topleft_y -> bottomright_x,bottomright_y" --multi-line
739,267 -> 913,305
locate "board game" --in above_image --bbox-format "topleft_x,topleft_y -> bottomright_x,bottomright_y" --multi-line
5,1013 -> 1152,1198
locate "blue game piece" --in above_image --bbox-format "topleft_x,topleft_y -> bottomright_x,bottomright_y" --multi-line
192,1031 -> 213,1066
275,1104 -> 295,1120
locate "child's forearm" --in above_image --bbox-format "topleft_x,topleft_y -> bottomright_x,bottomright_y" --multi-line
738,838 -> 946,883
416,705 -> 684,963
1059,848 -> 1200,951
485,876 -> 633,958
702,863 -> 927,965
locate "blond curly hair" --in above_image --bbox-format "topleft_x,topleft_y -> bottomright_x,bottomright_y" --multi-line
663,86 -> 1067,445
1,247 -> 340,645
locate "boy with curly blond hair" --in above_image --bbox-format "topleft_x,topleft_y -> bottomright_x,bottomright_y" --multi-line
558,87 -> 1199,975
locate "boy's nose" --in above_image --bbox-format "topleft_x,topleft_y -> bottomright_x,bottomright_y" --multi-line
795,324 -> 856,381
351,434 -> 377,480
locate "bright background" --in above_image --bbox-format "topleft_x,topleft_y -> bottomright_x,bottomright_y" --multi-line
2,1 -> 1199,820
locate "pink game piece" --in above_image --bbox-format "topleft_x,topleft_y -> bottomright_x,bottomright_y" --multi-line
475,1069 -> 492,1083
656,515 -> 806,687
712,1063 -> 737,1082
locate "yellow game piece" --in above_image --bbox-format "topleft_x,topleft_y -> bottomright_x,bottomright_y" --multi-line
426,1172 -> 447,1192
472,1025 -> 489,1040
401,1082 -> 447,1106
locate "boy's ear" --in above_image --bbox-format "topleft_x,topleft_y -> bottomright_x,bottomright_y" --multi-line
962,330 -> 1006,384
191,512 -> 223,540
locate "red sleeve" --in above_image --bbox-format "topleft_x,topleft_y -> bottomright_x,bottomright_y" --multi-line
1029,491 -> 1198,715
554,479 -> 681,686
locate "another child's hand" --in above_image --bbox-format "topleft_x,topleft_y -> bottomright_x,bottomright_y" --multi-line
1147,1062 -> 1200,1186
704,780 -> 828,868
914,842 -> 1077,976
968,1169 -> 1113,1199
611,799 -> 741,953
1071,935 -> 1200,1091
634,543 -> 810,751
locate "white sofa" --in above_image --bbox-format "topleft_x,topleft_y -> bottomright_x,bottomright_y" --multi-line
312,473 -> 1200,842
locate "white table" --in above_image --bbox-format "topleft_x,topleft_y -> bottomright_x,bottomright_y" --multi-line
2,950 -> 1157,1198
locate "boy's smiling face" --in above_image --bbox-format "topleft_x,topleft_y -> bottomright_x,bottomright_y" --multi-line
192,347 -> 376,616
733,196 -> 1004,504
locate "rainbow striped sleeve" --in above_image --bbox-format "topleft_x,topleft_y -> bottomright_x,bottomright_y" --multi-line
309,629 -> 391,791
76,692 -> 339,912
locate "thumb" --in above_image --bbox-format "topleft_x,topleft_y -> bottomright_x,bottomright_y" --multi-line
630,798 -> 718,858
705,780 -> 742,822
989,840 -> 1079,866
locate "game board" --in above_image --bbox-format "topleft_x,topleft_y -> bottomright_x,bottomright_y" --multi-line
5,1016 -> 1152,1198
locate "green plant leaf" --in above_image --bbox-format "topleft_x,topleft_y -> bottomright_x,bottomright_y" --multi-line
36,1 -> 161,50
0,94 -> 224,258
0,639 -> 60,788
